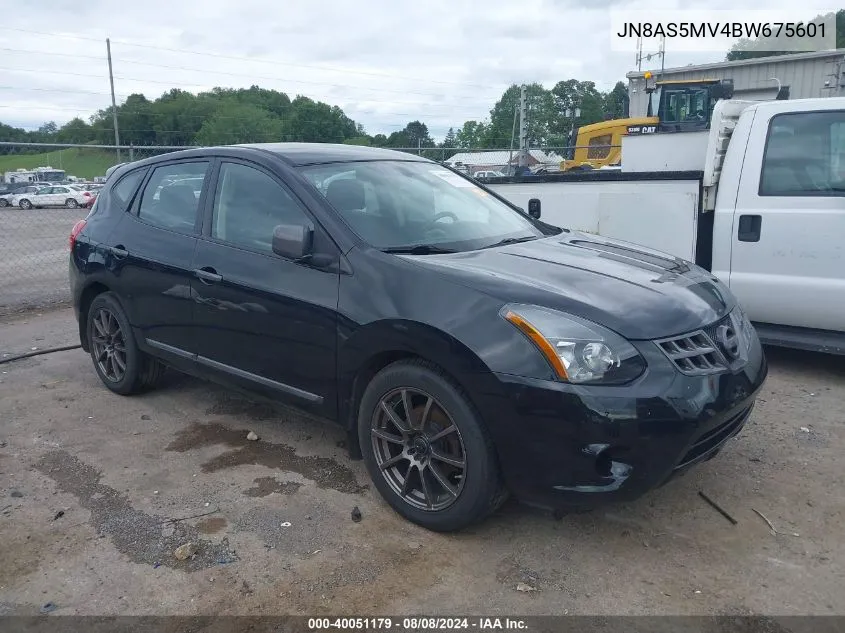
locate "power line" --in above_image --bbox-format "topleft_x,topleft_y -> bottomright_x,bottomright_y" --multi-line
2,28 -> 494,90
0,47 -> 489,100
0,59 -> 485,101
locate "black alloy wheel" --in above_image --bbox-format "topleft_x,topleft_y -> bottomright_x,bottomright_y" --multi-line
371,387 -> 466,511
358,360 -> 506,531
85,292 -> 166,395
90,307 -> 127,383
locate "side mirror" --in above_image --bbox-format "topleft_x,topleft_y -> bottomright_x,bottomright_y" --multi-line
272,223 -> 313,260
527,198 -> 541,219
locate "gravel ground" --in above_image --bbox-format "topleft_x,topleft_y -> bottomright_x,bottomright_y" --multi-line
0,308 -> 843,618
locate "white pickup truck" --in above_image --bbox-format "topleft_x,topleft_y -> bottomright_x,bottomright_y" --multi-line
490,97 -> 845,354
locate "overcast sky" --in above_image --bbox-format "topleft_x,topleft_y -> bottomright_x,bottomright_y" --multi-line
0,0 -> 832,141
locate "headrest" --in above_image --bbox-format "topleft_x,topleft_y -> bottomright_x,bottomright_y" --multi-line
326,179 -> 365,212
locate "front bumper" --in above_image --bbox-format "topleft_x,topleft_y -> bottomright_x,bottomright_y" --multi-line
479,334 -> 768,509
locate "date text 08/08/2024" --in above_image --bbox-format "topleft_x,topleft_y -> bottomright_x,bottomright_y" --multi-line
308,617 -> 528,630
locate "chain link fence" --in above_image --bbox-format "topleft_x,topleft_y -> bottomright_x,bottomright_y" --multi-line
0,140 -> 619,315
0,143 -> 185,315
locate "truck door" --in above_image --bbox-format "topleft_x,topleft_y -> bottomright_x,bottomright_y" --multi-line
728,107 -> 845,332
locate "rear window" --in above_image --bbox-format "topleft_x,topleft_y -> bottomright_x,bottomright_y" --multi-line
110,169 -> 147,212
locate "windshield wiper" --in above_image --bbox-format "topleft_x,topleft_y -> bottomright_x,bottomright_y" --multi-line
381,244 -> 458,255
481,235 -> 538,249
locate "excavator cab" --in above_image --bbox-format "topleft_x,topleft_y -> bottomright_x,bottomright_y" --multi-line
646,77 -> 735,132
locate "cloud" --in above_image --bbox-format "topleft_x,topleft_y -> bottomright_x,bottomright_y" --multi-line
0,0 -> 820,141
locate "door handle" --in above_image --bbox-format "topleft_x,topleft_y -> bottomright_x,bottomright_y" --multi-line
737,215 -> 762,242
193,267 -> 222,284
108,245 -> 129,259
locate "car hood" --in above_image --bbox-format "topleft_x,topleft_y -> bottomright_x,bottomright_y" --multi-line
404,232 -> 735,340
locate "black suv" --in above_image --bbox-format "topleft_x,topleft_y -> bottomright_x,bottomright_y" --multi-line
69,144 -> 767,531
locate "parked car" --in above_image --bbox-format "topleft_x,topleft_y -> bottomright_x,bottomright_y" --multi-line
473,170 -> 506,180
0,182 -> 37,207
13,185 -> 89,209
69,144 -> 767,531
69,185 -> 100,208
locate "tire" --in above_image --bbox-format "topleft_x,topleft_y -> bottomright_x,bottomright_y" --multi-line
86,292 -> 166,395
358,359 -> 506,531
18,199 -> 31,210
65,198 -> 79,208
0,199 -> 8,208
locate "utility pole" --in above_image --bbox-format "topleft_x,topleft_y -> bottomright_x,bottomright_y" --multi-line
507,103 -> 518,171
517,85 -> 528,171
106,38 -> 121,162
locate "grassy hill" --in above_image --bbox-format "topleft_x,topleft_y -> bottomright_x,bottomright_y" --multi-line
0,148 -> 121,180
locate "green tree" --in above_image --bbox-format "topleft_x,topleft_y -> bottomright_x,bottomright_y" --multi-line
386,121 -> 434,148
343,136 -> 372,146
57,118 -> 93,144
485,83 -> 554,148
441,127 -> 456,148
454,120 -> 487,148
548,80 -> 606,146
117,93 -> 157,146
603,81 -> 629,120
371,133 -> 388,146
282,96 -> 358,142
195,103 -> 283,145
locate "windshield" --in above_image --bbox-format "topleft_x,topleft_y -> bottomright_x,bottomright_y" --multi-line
299,161 -> 542,252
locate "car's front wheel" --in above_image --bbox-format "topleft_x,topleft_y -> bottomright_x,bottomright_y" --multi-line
18,199 -> 31,209
86,292 -> 165,395
65,198 -> 79,208
358,359 -> 506,531
0,199 -> 8,208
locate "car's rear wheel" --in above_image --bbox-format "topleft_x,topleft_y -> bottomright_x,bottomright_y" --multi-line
358,359 -> 506,531
18,199 -> 31,209
65,198 -> 78,208
87,292 -> 165,395
0,199 -> 8,208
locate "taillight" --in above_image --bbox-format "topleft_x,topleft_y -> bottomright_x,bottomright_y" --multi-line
83,191 -> 92,197
69,219 -> 87,251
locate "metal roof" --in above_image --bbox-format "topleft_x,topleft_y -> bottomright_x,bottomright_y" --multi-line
627,49 -> 845,79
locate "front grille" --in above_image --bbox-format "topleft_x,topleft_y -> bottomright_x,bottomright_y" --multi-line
656,314 -> 736,375
676,405 -> 752,469
656,330 -> 727,375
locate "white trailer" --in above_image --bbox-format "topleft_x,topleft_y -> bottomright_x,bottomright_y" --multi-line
489,97 -> 845,354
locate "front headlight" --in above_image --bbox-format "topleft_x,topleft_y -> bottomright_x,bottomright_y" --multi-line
501,304 -> 646,384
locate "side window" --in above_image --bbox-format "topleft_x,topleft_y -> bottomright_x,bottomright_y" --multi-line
760,111 -> 845,196
138,162 -> 208,232
110,169 -> 146,212
212,162 -> 309,254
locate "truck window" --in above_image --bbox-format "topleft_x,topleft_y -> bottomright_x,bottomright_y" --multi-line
760,111 -> 845,196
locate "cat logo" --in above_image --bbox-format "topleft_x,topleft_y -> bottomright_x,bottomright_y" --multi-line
626,125 -> 657,135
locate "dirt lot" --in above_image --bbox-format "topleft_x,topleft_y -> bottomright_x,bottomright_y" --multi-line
0,207 -> 81,315
0,307 -> 843,617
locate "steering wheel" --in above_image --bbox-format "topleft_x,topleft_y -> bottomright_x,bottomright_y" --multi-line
427,211 -> 458,225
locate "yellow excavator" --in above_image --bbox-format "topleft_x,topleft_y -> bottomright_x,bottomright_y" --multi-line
560,73 -> 735,171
